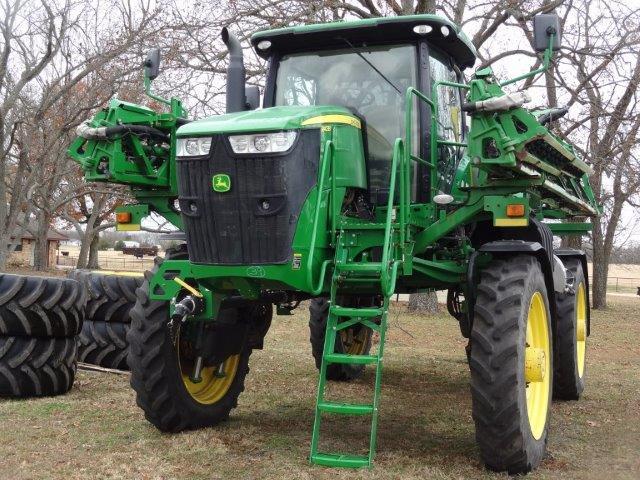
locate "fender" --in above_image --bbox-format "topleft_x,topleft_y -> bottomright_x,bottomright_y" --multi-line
478,240 -> 558,326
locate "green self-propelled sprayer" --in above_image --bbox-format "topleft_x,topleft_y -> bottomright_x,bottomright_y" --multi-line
69,14 -> 598,474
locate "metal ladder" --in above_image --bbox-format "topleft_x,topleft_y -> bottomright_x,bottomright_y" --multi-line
309,137 -> 406,468
309,227 -> 392,468
309,297 -> 389,467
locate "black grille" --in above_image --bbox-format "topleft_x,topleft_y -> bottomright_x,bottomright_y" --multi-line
177,130 -> 320,265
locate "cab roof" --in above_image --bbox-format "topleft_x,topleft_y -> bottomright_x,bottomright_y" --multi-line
250,14 -> 477,69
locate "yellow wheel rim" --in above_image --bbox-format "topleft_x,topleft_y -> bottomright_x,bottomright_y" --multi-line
525,291 -> 551,440
177,338 -> 239,405
576,282 -> 587,378
340,327 -> 370,355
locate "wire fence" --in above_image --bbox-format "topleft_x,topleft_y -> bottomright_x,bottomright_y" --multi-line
56,255 -> 155,272
606,277 -> 640,294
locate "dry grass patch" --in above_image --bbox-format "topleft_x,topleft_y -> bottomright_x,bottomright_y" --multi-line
1,297 -> 638,479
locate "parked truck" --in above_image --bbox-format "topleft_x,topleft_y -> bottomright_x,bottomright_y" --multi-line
68,13 -> 597,473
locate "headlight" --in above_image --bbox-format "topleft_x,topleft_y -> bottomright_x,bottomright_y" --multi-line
228,131 -> 297,154
176,137 -> 212,156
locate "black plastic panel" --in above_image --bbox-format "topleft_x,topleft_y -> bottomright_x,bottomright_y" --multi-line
177,130 -> 320,265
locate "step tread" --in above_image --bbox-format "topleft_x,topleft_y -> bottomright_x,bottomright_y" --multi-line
324,353 -> 378,365
340,222 -> 387,230
330,306 -> 383,318
311,452 -> 370,468
317,401 -> 374,415
336,262 -> 382,273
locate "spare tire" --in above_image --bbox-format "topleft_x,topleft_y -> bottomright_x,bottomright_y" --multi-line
69,270 -> 143,324
77,320 -> 129,370
0,273 -> 83,337
0,336 -> 77,397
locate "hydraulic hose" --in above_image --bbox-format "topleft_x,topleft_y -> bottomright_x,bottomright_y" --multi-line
76,122 -> 169,142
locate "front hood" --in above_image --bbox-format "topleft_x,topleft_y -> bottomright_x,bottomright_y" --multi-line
176,105 -> 356,136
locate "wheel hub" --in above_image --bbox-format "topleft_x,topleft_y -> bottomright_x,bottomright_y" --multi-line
576,282 -> 587,377
525,291 -> 551,440
525,347 -> 546,383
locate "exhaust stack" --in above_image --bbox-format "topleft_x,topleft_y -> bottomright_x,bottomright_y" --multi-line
221,27 -> 246,113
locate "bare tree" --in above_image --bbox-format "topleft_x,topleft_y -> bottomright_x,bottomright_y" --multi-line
62,189 -> 124,269
500,0 -> 640,307
0,0 -> 164,268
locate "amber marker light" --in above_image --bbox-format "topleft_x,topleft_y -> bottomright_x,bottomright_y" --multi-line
506,204 -> 526,217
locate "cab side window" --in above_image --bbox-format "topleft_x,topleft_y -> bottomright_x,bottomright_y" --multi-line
429,53 -> 463,194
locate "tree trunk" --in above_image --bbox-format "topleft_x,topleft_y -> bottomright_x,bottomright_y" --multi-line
591,222 -> 607,309
560,234 -> 583,249
408,291 -> 438,313
87,235 -> 100,269
591,255 -> 608,309
76,231 -> 93,269
33,211 -> 51,271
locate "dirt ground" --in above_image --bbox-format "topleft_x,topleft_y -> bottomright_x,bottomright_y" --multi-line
0,296 -> 638,480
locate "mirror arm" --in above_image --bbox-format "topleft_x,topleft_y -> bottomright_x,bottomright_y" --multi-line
144,74 -> 172,107
500,33 -> 555,87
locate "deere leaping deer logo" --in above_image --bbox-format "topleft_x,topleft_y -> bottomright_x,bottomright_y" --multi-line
212,174 -> 231,192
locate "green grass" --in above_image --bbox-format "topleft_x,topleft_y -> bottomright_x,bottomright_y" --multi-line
1,297 -> 638,479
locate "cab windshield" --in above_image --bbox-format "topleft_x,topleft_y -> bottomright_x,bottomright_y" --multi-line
273,44 -> 418,203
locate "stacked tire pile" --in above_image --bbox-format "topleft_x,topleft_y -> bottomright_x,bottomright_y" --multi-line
0,273 -> 83,397
69,270 -> 143,370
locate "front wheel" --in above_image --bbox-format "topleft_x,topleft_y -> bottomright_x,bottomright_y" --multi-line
470,255 -> 553,474
127,255 -> 250,432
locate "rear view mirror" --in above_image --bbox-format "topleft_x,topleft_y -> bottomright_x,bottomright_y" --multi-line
533,14 -> 561,52
144,48 -> 161,81
245,85 -> 260,110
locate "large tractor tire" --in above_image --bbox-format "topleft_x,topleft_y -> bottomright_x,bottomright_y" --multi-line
469,255 -> 553,474
69,270 -> 143,370
69,270 -> 144,324
0,273 -> 83,337
0,273 -> 81,398
309,297 -> 374,381
127,247 -> 252,431
77,320 -> 129,370
553,258 -> 587,400
0,336 -> 77,397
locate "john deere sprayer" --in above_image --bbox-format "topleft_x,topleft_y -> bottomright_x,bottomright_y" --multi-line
69,14 -> 598,473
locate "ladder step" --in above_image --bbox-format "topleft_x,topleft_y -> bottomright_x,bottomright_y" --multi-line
311,452 -> 370,468
340,222 -> 386,230
324,353 -> 378,365
317,401 -> 374,416
336,262 -> 382,273
330,306 -> 383,318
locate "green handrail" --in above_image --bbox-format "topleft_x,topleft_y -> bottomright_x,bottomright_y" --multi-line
306,140 -> 334,296
380,139 -> 404,297
404,87 -> 435,207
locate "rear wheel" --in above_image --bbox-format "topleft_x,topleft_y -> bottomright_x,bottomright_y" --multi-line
127,249 -> 251,431
309,297 -> 374,381
470,255 -> 552,474
553,258 -> 587,400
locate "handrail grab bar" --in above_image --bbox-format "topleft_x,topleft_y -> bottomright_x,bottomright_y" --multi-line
306,140 -> 334,295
